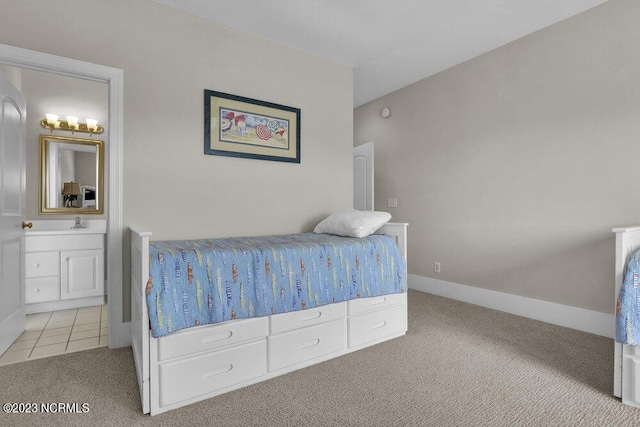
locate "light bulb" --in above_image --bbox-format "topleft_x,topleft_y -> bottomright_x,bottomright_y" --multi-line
86,118 -> 98,132
45,114 -> 59,126
66,116 -> 79,130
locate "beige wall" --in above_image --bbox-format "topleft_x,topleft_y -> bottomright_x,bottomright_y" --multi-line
75,152 -> 97,188
0,0 -> 353,321
354,0 -> 640,314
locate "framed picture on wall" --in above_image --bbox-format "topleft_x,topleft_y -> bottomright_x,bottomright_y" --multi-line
204,90 -> 301,163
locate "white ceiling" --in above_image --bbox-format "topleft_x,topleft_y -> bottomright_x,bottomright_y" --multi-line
152,0 -> 609,106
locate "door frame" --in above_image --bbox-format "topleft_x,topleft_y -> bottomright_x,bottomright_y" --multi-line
0,44 -> 129,348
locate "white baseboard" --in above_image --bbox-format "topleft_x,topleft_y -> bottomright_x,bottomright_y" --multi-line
26,296 -> 105,315
409,274 -> 614,338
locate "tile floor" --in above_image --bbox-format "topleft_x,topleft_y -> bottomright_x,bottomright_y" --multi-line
0,304 -> 108,367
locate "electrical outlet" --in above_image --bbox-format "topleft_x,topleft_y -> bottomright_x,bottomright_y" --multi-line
434,262 -> 441,273
387,198 -> 398,208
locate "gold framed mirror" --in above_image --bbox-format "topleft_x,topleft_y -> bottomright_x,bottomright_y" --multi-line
39,134 -> 104,214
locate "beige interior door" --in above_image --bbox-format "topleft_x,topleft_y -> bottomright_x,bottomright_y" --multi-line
353,141 -> 374,211
0,71 -> 27,355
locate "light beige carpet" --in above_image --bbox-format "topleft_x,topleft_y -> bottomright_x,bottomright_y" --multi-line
1,290 -> 639,426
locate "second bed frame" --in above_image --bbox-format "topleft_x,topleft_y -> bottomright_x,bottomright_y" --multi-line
613,225 -> 640,408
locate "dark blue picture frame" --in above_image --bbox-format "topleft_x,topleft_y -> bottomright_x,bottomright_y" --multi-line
204,90 -> 301,163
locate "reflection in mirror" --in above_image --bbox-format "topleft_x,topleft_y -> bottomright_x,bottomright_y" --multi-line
40,135 -> 104,214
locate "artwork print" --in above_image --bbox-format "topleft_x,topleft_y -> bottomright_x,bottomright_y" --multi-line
219,109 -> 289,150
204,90 -> 301,163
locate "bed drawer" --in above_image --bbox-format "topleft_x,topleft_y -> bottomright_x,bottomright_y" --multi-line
25,252 -> 59,279
347,292 -> 406,316
25,277 -> 60,304
158,340 -> 267,408
157,317 -> 268,362
270,302 -> 346,335
268,319 -> 345,372
348,304 -> 406,348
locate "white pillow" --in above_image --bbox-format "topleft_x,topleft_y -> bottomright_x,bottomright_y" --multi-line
314,210 -> 392,238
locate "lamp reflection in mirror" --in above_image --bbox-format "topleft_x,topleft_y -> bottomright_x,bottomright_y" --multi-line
62,181 -> 82,208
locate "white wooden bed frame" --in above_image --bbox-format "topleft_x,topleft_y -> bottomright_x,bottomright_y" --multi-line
613,225 -> 640,408
130,223 -> 408,415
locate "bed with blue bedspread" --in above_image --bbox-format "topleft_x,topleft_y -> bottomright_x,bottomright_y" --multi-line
131,223 -> 408,415
146,232 -> 406,338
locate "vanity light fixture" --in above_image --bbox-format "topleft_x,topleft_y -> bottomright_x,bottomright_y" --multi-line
41,114 -> 104,135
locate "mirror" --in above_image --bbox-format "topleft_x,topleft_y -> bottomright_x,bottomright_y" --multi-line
39,134 -> 104,214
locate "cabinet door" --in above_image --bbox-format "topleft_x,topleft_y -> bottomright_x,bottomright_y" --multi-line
60,249 -> 104,299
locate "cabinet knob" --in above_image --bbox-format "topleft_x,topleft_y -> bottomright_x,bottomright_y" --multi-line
33,264 -> 40,268
33,288 -> 40,293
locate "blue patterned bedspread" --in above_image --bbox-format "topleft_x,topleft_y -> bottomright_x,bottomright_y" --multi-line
146,233 -> 406,338
617,249 -> 640,345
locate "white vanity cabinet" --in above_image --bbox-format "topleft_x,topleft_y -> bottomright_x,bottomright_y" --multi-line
25,229 -> 105,314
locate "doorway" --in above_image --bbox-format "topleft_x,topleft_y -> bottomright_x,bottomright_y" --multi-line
0,43 -> 126,351
354,141 -> 374,211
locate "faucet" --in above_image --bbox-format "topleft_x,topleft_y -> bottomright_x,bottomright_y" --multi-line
71,216 -> 85,229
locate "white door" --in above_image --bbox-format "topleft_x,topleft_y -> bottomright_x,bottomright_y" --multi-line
0,72 -> 27,355
353,141 -> 374,211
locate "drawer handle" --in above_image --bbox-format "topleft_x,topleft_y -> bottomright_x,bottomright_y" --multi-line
371,297 -> 387,306
300,311 -> 322,322
33,264 -> 40,268
203,364 -> 233,378
33,288 -> 40,293
372,321 -> 387,330
299,339 -> 320,350
202,331 -> 233,344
